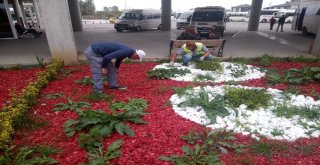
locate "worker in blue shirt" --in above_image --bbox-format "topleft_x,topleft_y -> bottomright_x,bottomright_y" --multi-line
84,42 -> 146,94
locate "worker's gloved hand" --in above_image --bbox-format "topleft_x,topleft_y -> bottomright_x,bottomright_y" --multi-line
169,61 -> 175,66
199,56 -> 205,61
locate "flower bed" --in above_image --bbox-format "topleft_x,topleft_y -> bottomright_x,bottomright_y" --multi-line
1,61 -> 320,164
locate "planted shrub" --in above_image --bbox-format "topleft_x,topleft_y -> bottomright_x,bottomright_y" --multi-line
195,60 -> 222,71
259,54 -> 274,66
147,68 -> 190,79
224,87 -> 271,110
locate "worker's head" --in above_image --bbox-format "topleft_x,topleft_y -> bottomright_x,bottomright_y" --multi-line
130,49 -> 146,62
185,26 -> 196,33
186,41 -> 196,51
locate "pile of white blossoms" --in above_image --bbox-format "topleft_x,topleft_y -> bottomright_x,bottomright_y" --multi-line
153,62 -> 265,82
170,85 -> 320,141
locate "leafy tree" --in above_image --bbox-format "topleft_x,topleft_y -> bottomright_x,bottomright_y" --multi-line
79,0 -> 95,15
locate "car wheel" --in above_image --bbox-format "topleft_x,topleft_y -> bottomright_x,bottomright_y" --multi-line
262,19 -> 267,23
116,29 -> 122,32
241,19 -> 245,22
157,24 -> 162,30
136,26 -> 142,32
302,27 -> 308,35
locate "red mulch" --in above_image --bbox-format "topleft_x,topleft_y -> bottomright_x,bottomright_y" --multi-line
1,62 -> 320,165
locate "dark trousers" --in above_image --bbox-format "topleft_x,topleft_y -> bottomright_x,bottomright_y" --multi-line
276,23 -> 284,32
270,23 -> 275,30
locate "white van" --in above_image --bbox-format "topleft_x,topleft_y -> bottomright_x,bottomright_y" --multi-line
114,9 -> 161,32
274,10 -> 295,23
190,6 -> 226,36
292,3 -> 320,35
226,11 -> 249,22
259,9 -> 283,22
176,10 -> 193,29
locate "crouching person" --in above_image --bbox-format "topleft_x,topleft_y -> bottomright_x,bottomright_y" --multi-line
169,41 -> 213,66
85,41 -> 146,94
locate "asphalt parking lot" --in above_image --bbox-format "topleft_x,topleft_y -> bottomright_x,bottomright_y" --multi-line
0,19 -> 316,65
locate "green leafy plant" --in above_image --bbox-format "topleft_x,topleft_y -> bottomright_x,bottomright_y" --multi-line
86,140 -> 122,165
259,54 -> 274,66
194,74 -> 215,82
228,64 -> 249,78
0,145 -> 59,165
180,130 -> 243,154
147,68 -> 191,80
63,108 -> 148,138
273,105 -> 320,120
249,140 -> 286,163
62,68 -> 82,77
109,98 -> 148,111
81,93 -> 114,102
42,92 -> 65,100
224,57 -> 253,65
152,85 -> 172,94
172,86 -> 194,97
178,88 -> 229,123
160,144 -> 222,165
53,99 -> 91,112
265,69 -> 284,85
75,76 -> 93,85
77,133 -> 103,152
224,87 -> 271,110
195,60 -> 222,71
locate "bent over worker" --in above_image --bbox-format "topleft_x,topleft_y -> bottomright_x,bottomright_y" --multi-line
85,41 -> 146,94
169,41 -> 213,66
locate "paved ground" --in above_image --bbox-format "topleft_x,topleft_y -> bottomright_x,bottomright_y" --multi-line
0,20 -> 317,66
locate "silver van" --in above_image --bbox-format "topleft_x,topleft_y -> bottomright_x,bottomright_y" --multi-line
190,6 -> 226,36
176,10 -> 193,29
114,9 -> 161,32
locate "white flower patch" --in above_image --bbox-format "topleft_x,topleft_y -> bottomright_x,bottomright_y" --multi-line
153,62 -> 265,82
170,85 -> 320,141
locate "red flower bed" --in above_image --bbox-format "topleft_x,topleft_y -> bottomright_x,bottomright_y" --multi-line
2,62 -> 320,164
0,68 -> 42,106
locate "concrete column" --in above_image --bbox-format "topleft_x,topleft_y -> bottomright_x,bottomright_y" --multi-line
248,0 -> 263,31
13,0 -> 23,26
161,0 -> 171,31
311,27 -> 320,56
34,0 -> 44,28
68,0 -> 83,31
19,1 -> 27,26
38,0 -> 78,64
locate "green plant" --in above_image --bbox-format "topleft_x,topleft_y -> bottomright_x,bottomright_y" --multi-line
172,86 -> 194,97
0,145 -> 59,165
63,108 -> 148,138
62,68 -> 82,77
86,140 -> 122,165
224,87 -> 271,110
195,60 -> 223,71
109,98 -> 148,111
285,67 -> 320,84
147,68 -> 191,80
42,92 -> 65,100
13,114 -> 48,131
152,85 -> 172,94
75,76 -> 93,85
228,64 -> 249,78
224,57 -> 253,65
259,54 -> 274,66
77,133 -> 103,152
53,99 -> 91,112
270,129 -> 285,137
81,93 -> 114,102
178,88 -> 229,123
181,130 -> 243,154
160,144 -> 222,165
273,105 -> 320,120
249,141 -> 286,162
265,69 -> 284,85
294,143 -> 316,155
194,74 -> 215,82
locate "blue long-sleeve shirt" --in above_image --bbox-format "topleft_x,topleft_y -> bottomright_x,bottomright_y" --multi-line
91,42 -> 135,68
